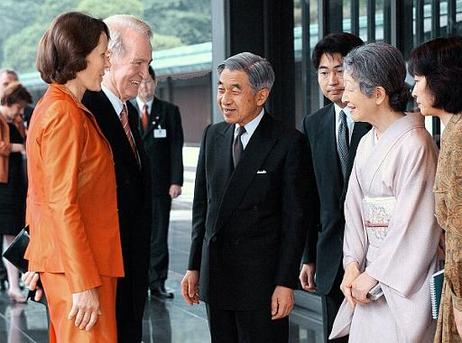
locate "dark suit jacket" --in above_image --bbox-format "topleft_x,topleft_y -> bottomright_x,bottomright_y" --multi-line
132,97 -> 184,196
302,103 -> 371,295
188,113 -> 311,311
82,91 -> 151,330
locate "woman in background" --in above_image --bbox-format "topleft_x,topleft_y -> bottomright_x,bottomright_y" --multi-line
24,12 -> 123,342
330,43 -> 440,342
0,82 -> 31,302
410,36 -> 462,343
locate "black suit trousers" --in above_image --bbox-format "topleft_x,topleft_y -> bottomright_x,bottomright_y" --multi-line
149,195 -> 172,288
322,265 -> 348,343
206,304 -> 288,343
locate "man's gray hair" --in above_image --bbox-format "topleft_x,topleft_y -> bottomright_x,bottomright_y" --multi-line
0,68 -> 18,80
104,15 -> 152,57
217,52 -> 275,92
343,42 -> 409,111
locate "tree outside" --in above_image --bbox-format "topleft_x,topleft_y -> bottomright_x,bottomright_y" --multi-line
0,0 -> 211,73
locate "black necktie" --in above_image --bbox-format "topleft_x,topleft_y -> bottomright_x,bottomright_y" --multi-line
337,110 -> 349,179
233,126 -> 246,167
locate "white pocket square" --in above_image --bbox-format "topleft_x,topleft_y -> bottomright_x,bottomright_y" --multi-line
256,170 -> 267,174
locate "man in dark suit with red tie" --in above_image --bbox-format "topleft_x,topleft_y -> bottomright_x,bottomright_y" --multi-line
133,66 -> 184,299
181,52 -> 314,343
299,33 -> 370,343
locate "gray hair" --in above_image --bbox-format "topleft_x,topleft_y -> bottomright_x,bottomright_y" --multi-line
343,42 -> 409,112
104,15 -> 152,57
217,52 -> 275,92
0,68 -> 18,80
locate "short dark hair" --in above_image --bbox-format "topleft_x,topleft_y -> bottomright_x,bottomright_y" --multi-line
312,32 -> 364,69
1,82 -> 32,106
409,36 -> 462,114
148,66 -> 156,81
36,11 -> 109,84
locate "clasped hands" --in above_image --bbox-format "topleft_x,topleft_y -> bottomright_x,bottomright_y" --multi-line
340,262 -> 377,308
22,271 -> 101,331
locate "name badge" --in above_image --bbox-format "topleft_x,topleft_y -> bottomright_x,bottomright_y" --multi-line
154,128 -> 167,138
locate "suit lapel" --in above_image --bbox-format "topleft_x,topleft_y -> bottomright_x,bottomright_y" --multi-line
214,114 -> 277,232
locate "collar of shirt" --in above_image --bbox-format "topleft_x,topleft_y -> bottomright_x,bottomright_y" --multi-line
234,108 -> 265,150
136,97 -> 153,115
334,103 -> 355,143
102,84 -> 125,118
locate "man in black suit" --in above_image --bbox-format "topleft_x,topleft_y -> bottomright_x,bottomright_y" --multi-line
133,66 -> 184,299
298,33 -> 370,342
82,15 -> 152,343
181,52 -> 312,343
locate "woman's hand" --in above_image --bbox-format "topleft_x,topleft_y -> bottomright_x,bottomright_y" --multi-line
68,288 -> 101,331
340,262 -> 361,308
351,272 -> 377,304
22,272 -> 44,301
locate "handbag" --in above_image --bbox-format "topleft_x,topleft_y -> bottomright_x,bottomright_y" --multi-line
3,225 -> 29,273
3,225 -> 46,304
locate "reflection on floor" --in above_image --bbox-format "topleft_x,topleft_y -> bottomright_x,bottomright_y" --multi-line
0,219 -> 324,342
0,150 -> 324,342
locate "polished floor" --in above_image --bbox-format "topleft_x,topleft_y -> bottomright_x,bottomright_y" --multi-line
0,148 -> 324,342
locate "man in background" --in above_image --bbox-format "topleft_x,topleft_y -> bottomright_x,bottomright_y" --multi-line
299,32 -> 369,342
133,66 -> 184,299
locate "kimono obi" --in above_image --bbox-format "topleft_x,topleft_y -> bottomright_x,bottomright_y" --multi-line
362,196 -> 396,247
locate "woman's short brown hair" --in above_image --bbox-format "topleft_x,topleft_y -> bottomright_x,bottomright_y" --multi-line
1,82 -> 32,106
36,11 -> 109,84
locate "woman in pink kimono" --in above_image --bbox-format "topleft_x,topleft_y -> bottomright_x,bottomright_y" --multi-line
330,43 -> 441,342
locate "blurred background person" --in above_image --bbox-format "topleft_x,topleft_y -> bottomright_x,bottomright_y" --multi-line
330,43 -> 440,342
0,82 -> 31,303
133,66 -> 184,299
25,12 -> 124,342
410,35 -> 462,343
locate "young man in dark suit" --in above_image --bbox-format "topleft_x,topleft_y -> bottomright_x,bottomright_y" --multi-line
133,66 -> 184,299
181,52 -> 313,343
298,33 -> 370,342
82,15 -> 152,343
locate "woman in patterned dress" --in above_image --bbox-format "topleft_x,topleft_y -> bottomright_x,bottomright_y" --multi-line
410,36 -> 462,343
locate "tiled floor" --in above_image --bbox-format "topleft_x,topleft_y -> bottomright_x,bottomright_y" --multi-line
0,148 -> 324,342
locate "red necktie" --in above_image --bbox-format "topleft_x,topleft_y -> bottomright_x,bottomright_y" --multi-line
120,105 -> 138,157
141,104 -> 149,132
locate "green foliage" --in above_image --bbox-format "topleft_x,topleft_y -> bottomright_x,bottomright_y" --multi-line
77,0 -> 143,19
152,33 -> 183,51
0,0 -> 212,73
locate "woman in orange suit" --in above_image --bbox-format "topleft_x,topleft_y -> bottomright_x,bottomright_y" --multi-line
24,12 -> 124,342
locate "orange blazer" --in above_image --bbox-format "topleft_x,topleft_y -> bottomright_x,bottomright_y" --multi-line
25,84 -> 124,293
0,114 -> 10,183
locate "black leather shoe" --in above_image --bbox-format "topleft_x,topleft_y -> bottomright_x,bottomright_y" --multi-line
150,286 -> 174,299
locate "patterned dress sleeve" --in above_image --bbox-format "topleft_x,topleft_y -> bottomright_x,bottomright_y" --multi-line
445,127 -> 462,308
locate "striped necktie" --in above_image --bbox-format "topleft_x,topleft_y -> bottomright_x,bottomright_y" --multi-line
337,110 -> 349,179
120,105 -> 140,165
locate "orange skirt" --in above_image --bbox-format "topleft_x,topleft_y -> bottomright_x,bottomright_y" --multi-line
41,273 -> 117,343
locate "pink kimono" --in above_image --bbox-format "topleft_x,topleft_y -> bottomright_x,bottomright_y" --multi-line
330,113 -> 441,342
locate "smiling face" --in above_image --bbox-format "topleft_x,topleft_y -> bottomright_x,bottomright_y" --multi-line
342,71 -> 377,123
317,53 -> 346,106
217,68 -> 269,126
75,33 -> 109,93
411,75 -> 436,116
105,28 -> 152,101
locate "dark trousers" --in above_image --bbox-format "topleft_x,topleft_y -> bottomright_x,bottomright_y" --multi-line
149,195 -> 172,289
0,234 -> 6,282
206,304 -> 288,343
322,267 -> 348,343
